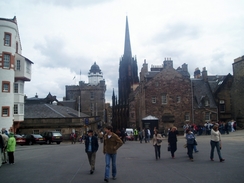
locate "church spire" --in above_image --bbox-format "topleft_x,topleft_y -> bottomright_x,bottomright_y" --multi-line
124,16 -> 132,58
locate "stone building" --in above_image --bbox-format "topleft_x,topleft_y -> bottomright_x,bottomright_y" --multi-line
232,56 -> 244,127
112,16 -> 139,130
0,16 -> 33,133
129,58 -> 192,132
64,62 -> 106,125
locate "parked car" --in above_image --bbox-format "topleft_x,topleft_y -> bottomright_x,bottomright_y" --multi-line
25,134 -> 46,145
42,131 -> 63,144
14,134 -> 26,146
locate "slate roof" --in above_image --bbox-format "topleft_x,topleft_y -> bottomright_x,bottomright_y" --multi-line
192,79 -> 217,108
25,104 -> 89,118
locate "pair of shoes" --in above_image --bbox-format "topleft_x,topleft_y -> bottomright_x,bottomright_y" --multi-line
90,170 -> 94,174
220,159 -> 225,162
211,159 -> 214,161
104,178 -> 109,182
112,177 -> 116,180
195,150 -> 199,153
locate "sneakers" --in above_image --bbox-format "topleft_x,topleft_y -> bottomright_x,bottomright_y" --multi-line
104,178 -> 109,182
211,159 -> 214,161
112,177 -> 116,180
90,170 -> 94,174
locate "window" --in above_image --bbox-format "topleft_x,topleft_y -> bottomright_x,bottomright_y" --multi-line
219,100 -> 225,112
26,62 -> 31,74
161,93 -> 167,104
205,112 -> 210,121
2,81 -> 10,92
33,130 -> 40,134
14,104 -> 18,114
3,53 -> 10,69
152,97 -> 156,103
176,96 -> 181,103
16,60 -> 21,70
19,83 -> 24,94
4,33 -> 11,46
185,112 -> 190,121
2,107 -> 10,117
90,92 -> 94,99
14,83 -> 18,93
205,100 -> 209,106
155,82 -> 159,87
19,104 -> 24,114
130,113 -> 134,118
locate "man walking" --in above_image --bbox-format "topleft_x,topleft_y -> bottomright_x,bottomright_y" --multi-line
103,125 -> 123,182
85,130 -> 99,174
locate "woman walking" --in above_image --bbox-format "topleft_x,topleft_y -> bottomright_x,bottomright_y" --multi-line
210,125 -> 225,162
185,129 -> 195,161
168,126 -> 178,158
152,130 -> 163,160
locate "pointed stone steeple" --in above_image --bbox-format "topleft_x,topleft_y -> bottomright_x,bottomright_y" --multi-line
124,16 -> 132,58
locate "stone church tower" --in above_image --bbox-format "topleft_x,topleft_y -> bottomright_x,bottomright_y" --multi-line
112,16 -> 139,130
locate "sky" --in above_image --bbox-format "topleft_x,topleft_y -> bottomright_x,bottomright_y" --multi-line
1,0 -> 244,104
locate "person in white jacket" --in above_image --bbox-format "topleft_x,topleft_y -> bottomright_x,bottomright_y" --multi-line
210,125 -> 225,162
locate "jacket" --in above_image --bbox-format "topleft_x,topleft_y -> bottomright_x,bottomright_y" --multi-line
186,133 -> 195,145
168,130 -> 178,143
103,132 -> 123,154
7,135 -> 16,152
211,129 -> 221,142
85,136 -> 99,153
152,134 -> 163,146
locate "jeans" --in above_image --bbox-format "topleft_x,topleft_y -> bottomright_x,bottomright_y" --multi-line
105,153 -> 117,179
210,140 -> 223,160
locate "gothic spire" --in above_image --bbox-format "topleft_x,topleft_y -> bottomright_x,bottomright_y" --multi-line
124,16 -> 132,58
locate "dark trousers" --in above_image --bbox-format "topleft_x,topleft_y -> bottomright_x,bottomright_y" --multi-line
187,144 -> 194,159
154,145 -> 161,159
86,152 -> 96,170
8,152 -> 14,164
169,142 -> 177,157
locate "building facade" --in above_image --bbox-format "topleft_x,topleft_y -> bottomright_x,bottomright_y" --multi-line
129,58 -> 192,132
64,62 -> 106,124
232,56 -> 244,127
0,16 -> 33,132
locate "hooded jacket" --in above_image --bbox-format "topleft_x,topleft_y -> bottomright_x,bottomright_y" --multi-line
7,133 -> 16,152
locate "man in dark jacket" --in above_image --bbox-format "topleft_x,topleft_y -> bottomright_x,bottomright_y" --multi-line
85,130 -> 99,174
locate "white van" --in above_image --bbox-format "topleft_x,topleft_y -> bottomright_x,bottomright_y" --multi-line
125,128 -> 134,140
126,128 -> 133,135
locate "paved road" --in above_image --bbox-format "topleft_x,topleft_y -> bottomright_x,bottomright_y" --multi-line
1,130 -> 244,183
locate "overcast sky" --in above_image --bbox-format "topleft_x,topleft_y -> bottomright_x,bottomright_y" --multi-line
1,0 -> 244,104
